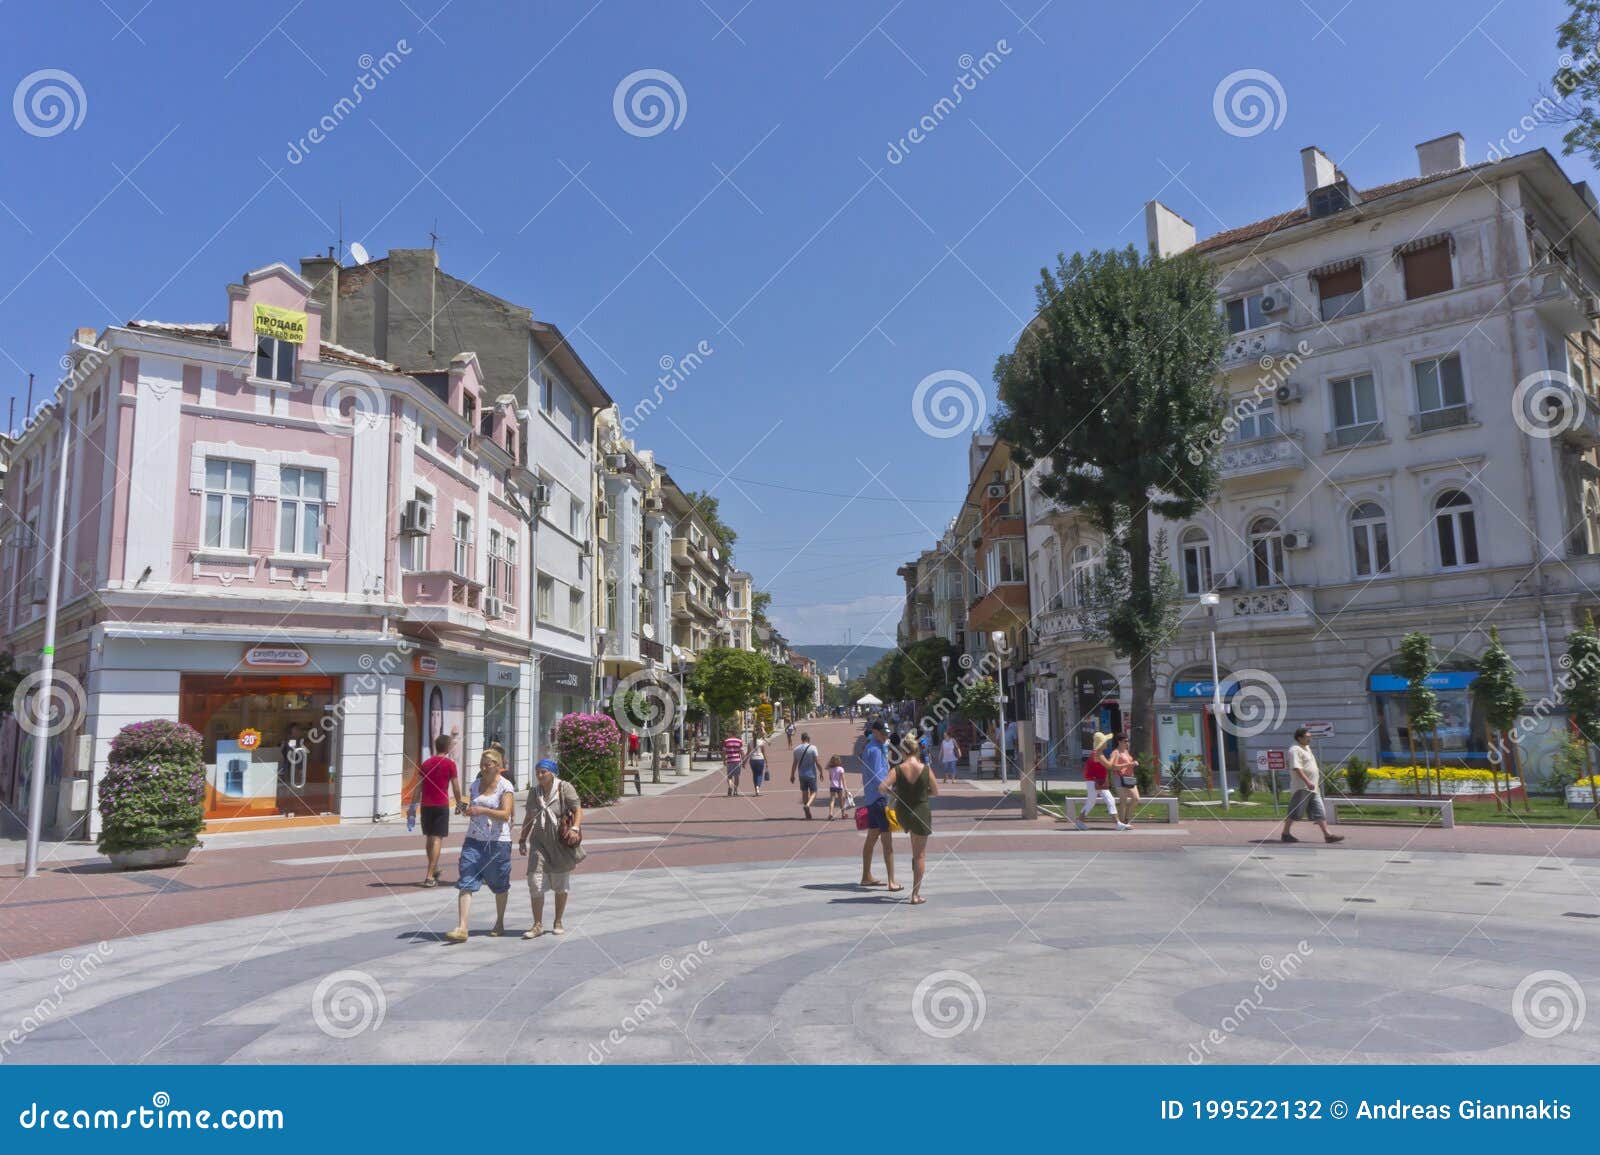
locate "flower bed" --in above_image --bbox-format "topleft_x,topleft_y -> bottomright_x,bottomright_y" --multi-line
555,713 -> 623,806
97,719 -> 205,867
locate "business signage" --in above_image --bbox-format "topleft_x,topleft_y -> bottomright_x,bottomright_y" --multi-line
1368,671 -> 1478,693
1171,679 -> 1241,700
413,655 -> 440,676
242,645 -> 310,668
545,672 -> 581,689
488,662 -> 521,687
253,302 -> 307,343
236,728 -> 263,751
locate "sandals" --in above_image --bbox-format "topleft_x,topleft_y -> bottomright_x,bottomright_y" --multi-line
443,928 -> 467,944
488,927 -> 505,937
885,884 -> 905,893
909,895 -> 926,905
522,925 -> 543,940
550,925 -> 565,935
421,878 -> 438,888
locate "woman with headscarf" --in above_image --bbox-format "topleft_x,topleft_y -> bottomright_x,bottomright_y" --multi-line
517,757 -> 586,938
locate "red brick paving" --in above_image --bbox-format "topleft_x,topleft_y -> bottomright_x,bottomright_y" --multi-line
3,717 -> 1598,959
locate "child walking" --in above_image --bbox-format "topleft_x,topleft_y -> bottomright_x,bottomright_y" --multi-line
826,755 -> 848,819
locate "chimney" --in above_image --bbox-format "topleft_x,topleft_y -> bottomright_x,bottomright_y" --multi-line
1415,132 -> 1466,177
300,253 -> 341,344
73,327 -> 97,347
1301,146 -> 1337,193
1144,200 -> 1195,258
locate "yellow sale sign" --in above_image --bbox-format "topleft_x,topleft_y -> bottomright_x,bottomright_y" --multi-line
253,303 -> 307,343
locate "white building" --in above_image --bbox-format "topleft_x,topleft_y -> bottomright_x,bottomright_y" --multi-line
1028,134 -> 1600,785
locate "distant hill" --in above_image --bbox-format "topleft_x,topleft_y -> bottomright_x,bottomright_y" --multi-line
792,644 -> 890,675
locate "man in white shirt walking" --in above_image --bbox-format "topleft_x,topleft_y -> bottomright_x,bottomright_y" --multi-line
1279,727 -> 1345,845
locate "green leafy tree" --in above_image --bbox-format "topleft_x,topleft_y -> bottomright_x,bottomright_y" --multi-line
1560,611 -> 1600,812
688,647 -> 771,737
863,650 -> 908,703
899,637 -> 961,703
0,651 -> 22,716
1554,2 -> 1600,163
1472,627 -> 1527,812
994,246 -> 1226,762
1397,632 -> 1442,795
956,677 -> 1001,734
768,661 -> 815,714
751,589 -> 772,627
685,490 -> 737,558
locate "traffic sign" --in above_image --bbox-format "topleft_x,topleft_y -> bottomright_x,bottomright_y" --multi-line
1265,749 -> 1287,772
1302,721 -> 1335,738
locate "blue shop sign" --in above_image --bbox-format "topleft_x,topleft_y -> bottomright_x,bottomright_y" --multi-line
1171,679 -> 1240,699
1367,670 -> 1478,692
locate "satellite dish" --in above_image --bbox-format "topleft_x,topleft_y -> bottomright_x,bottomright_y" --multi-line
348,242 -> 370,265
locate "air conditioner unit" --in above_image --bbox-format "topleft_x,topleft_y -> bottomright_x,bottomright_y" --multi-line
532,483 -> 551,507
1283,530 -> 1312,550
399,499 -> 434,536
604,453 -> 628,470
1274,382 -> 1302,404
985,483 -> 1006,499
483,595 -> 504,620
596,499 -> 610,518
1213,571 -> 1240,590
644,495 -> 662,512
1260,290 -> 1288,314
28,575 -> 49,604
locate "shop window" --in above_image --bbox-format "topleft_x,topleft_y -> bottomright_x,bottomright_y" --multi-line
1315,264 -> 1364,321
180,674 -> 339,819
1249,516 -> 1284,587
1368,660 -> 1486,767
1435,489 -> 1479,568
1181,528 -> 1212,595
1350,502 -> 1392,577
256,336 -> 295,383
277,467 -> 325,557
203,457 -> 253,551
1402,238 -> 1454,299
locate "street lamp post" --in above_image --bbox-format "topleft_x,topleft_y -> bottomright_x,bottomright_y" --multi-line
1200,593 -> 1230,812
991,630 -> 1008,787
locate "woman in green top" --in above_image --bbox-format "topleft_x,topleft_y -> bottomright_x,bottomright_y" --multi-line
885,743 -> 939,904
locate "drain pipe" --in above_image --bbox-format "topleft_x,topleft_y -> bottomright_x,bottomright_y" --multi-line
372,613 -> 390,821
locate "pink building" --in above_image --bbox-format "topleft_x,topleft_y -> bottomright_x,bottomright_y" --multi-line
0,262 -> 539,837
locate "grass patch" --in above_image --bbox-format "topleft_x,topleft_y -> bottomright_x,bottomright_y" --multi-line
1033,789 -> 1600,827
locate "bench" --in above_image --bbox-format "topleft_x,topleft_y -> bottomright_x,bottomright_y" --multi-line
1325,796 -> 1454,829
1134,796 -> 1181,824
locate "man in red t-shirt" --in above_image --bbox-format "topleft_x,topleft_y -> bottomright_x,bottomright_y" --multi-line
416,733 -> 463,887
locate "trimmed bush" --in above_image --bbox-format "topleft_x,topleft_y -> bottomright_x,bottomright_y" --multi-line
96,720 -> 205,856
555,713 -> 624,806
1237,763 -> 1254,800
1343,755 -> 1371,796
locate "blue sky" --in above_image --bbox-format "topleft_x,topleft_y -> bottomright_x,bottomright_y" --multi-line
1,0 -> 1591,652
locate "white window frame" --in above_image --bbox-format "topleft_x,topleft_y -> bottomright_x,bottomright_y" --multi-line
1350,501 -> 1392,578
1435,489 -> 1480,570
276,466 -> 325,557
537,572 -> 556,622
1224,291 -> 1268,335
203,457 -> 254,552
255,335 -> 296,384
1248,516 -> 1285,588
569,585 -> 585,632
1181,528 -> 1212,595
1329,372 -> 1382,446
1230,398 -> 1279,443
1411,352 -> 1469,428
453,511 -> 473,577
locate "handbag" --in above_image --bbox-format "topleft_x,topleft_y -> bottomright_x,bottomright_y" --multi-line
541,786 -> 583,848
885,805 -> 903,833
854,806 -> 870,830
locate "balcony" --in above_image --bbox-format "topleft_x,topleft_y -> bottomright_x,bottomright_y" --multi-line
1033,608 -> 1085,644
967,583 -> 1029,632
1209,586 -> 1317,633
1408,404 -> 1474,436
1528,259 -> 1592,333
1221,323 -> 1293,373
402,570 -> 483,611
671,538 -> 693,567
1324,421 -> 1386,452
1217,434 -> 1304,481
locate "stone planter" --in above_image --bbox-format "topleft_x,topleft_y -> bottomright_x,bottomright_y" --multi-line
1565,785 -> 1600,810
1362,777 -> 1521,801
107,844 -> 193,870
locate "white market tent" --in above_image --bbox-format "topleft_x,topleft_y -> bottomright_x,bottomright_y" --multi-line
855,693 -> 883,706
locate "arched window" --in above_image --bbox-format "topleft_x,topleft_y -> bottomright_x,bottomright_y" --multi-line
1249,517 -> 1284,587
1350,502 -> 1392,577
1181,527 -> 1212,595
1046,544 -> 1063,610
1434,489 -> 1479,568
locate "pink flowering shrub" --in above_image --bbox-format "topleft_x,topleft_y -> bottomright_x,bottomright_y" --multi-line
97,719 -> 205,855
555,713 -> 623,806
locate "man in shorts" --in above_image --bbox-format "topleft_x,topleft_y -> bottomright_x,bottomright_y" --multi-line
1280,727 -> 1345,845
858,719 -> 900,890
416,732 -> 463,887
791,731 -> 821,819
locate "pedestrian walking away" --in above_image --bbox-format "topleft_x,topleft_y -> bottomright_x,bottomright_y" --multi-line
858,719 -> 901,891
883,741 -> 938,904
518,757 -> 586,938
1108,733 -> 1140,829
1280,727 -> 1345,845
412,732 -> 464,887
791,732 -> 821,818
825,754 -> 848,819
723,731 -> 746,796
749,731 -> 768,797
785,721 -> 795,746
443,749 -> 516,943
937,730 -> 963,784
1075,731 -> 1127,830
